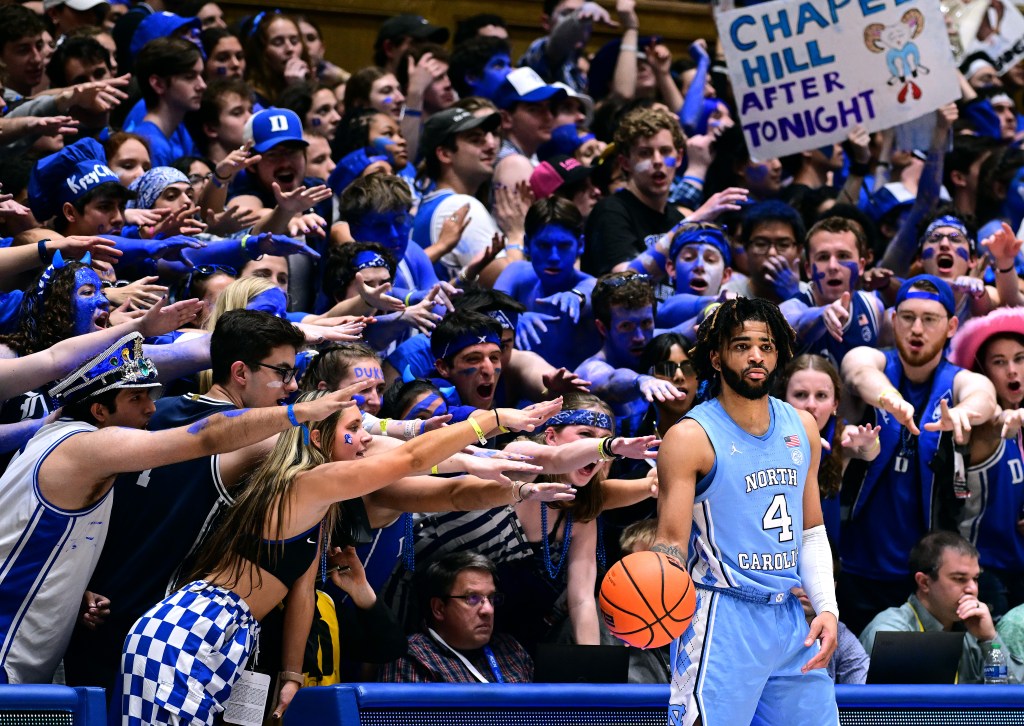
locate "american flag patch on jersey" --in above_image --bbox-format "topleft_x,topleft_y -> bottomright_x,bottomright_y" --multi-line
784,434 -> 801,448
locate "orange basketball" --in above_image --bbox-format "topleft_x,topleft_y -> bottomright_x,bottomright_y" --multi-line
599,551 -> 696,649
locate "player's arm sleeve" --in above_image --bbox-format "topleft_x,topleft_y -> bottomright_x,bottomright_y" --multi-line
799,524 -> 839,621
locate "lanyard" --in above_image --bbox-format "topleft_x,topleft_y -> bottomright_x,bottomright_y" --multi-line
908,602 -> 959,684
427,628 -> 504,683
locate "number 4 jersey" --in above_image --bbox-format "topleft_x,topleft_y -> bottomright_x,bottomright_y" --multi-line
684,397 -> 810,595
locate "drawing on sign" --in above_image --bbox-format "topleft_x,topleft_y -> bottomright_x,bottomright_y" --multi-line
864,10 -> 930,103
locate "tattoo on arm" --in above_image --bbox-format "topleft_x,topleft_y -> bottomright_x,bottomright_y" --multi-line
651,543 -> 685,562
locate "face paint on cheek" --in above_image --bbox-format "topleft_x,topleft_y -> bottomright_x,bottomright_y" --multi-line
955,247 -> 970,261
840,260 -> 859,288
746,163 -> 770,182
216,66 -> 227,75
633,160 -> 652,174
809,263 -> 826,293
921,247 -> 936,260
311,117 -> 321,126
664,157 -> 678,168
406,393 -> 442,419
344,433 -> 353,445
457,367 -> 478,377
382,96 -> 393,106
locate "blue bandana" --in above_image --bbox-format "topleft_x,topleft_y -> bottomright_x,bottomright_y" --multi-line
669,225 -> 732,268
921,215 -> 974,253
486,309 -> 519,332
432,331 -> 501,360
543,409 -> 613,431
48,332 -> 159,408
127,167 -> 191,210
354,250 -> 389,270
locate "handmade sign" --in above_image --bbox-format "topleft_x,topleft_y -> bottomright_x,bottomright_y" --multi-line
716,0 -> 961,160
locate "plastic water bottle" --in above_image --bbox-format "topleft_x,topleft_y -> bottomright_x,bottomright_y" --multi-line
984,643 -> 1009,684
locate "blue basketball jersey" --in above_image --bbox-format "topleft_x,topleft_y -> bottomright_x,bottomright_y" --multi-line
963,438 -> 1024,572
684,397 -> 810,595
797,290 -> 882,368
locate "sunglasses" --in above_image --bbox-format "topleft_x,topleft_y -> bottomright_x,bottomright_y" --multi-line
652,361 -> 695,378
602,272 -> 652,289
184,264 -> 237,294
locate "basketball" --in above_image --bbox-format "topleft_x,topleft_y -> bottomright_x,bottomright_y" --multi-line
599,551 -> 696,649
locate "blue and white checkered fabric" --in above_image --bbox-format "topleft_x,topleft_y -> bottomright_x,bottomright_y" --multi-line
118,581 -> 258,726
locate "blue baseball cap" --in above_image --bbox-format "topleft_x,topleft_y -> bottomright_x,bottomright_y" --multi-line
244,108 -> 308,154
27,138 -> 124,222
328,148 -> 390,196
894,274 -> 955,316
494,68 -> 566,110
130,12 -> 202,56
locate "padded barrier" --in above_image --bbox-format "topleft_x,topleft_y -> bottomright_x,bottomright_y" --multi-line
283,684 -> 1024,725
0,686 -> 106,726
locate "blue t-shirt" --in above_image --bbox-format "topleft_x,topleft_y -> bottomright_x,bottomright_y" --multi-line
125,119 -> 197,167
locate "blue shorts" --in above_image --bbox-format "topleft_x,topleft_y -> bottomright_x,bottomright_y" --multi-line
118,581 -> 258,726
669,589 -> 838,726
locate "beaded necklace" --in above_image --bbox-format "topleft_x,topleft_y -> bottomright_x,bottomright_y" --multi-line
540,503 -> 572,579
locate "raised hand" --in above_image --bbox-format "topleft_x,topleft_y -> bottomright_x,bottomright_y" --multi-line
272,182 -> 332,217
124,207 -> 170,228
542,367 -> 592,394
923,398 -> 976,445
462,453 -> 543,486
537,290 -> 583,323
862,267 -> 894,292
516,311 -> 560,351
59,235 -> 122,264
146,234 -> 205,263
462,233 -> 506,284
636,374 -> 686,403
877,388 -> 919,435
436,203 -> 471,256
952,275 -> 986,299
841,423 -> 882,452
1000,408 -> 1024,439
213,144 -> 261,185
685,186 -> 748,223
356,272 -> 404,312
135,296 -> 204,337
494,397 -> 564,433
981,222 -> 1022,271
204,204 -> 262,236
823,291 -> 851,342
763,255 -> 802,300
399,286 -> 445,333
610,434 -> 661,459
251,232 -> 321,259
518,481 -> 577,503
104,276 -> 168,310
286,212 -> 328,238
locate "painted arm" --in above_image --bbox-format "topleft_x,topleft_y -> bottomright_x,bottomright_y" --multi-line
0,297 -> 203,400
577,359 -> 637,404
143,333 -> 211,383
566,518 -> 600,645
679,41 -> 711,133
274,559 -> 317,719
781,297 -> 828,343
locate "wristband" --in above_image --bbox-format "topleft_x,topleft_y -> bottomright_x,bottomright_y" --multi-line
598,436 -> 614,462
214,169 -> 232,182
404,291 -> 414,306
37,239 -> 50,263
209,174 -> 224,189
876,387 -> 901,408
506,244 -> 524,251
495,409 -> 510,434
864,436 -> 880,453
682,175 -> 705,185
402,108 -> 422,118
287,404 -> 300,427
998,264 -> 1016,274
620,44 -> 638,52
468,416 -> 488,445
403,419 -> 417,439
512,481 -> 526,503
431,464 -> 439,475
570,288 -> 586,303
279,670 -> 304,685
379,418 -> 390,436
240,234 -> 261,260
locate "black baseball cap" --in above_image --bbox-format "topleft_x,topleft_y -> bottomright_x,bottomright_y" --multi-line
420,108 -> 500,159
376,14 -> 449,45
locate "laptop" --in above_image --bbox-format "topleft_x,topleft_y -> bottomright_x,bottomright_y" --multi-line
533,644 -> 631,684
866,631 -> 965,684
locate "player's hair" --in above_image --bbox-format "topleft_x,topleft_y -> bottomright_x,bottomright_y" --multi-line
689,297 -> 797,395
381,378 -> 445,419
182,389 -> 344,590
534,391 -> 613,523
591,271 -> 656,327
805,215 -> 869,259
613,106 -> 685,158
525,196 -> 583,240
619,518 -> 658,555
776,354 -> 844,498
339,172 -> 412,220
300,343 -> 380,392
909,531 -> 978,581
208,308 -> 305,386
322,241 -> 395,304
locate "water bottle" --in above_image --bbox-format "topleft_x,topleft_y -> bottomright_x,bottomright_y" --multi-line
984,643 -> 1009,684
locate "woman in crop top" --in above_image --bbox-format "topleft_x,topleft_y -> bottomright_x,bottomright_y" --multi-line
117,392 -> 563,725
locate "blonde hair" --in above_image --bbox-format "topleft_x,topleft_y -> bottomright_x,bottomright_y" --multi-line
619,519 -> 658,555
199,276 -> 278,392
183,390 -> 346,591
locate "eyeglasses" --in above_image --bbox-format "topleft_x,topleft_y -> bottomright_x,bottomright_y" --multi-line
254,362 -> 300,384
895,311 -> 948,329
923,232 -> 966,246
188,173 -> 211,185
101,280 -> 130,289
445,593 -> 505,607
747,237 -> 799,254
652,361 -> 696,378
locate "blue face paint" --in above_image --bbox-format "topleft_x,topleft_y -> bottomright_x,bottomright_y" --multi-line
664,157 -> 678,168
352,394 -> 366,407
349,210 -> 411,261
841,260 -> 860,289
955,247 -> 970,261
921,247 -> 936,260
72,267 -> 109,337
246,287 -> 288,318
471,53 -> 512,100
457,367 -> 478,377
674,243 -> 726,296
406,392 -> 445,419
311,117 -> 321,127
606,304 -> 654,366
528,224 -> 581,290
809,262 -> 826,293
344,433 -> 353,445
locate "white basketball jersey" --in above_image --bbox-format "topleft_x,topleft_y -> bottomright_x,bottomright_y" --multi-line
0,419 -> 111,683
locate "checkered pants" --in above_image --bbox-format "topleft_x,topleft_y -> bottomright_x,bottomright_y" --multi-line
117,581 -> 259,725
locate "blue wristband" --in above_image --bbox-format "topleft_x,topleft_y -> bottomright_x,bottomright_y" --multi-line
287,404 -> 300,427
37,240 -> 49,263
682,175 -> 705,185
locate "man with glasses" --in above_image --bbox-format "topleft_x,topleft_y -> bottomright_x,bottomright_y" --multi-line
838,275 -> 997,634
64,310 -> 352,696
379,551 -> 533,683
724,201 -> 809,305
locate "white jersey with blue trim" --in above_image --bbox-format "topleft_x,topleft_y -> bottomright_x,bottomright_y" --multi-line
685,397 -> 810,595
0,419 -> 110,683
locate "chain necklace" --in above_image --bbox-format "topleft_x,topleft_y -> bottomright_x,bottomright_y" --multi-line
540,504 -> 572,580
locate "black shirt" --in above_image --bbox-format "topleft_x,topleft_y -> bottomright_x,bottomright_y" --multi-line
581,189 -> 683,276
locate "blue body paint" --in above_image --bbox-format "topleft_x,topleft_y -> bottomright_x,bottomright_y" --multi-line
187,418 -> 211,435
841,260 -> 860,289
469,52 -> 512,100
246,287 -> 288,318
457,367 -> 479,377
222,409 -> 248,417
353,394 -> 366,407
349,210 -> 412,262
528,225 -> 583,293
605,305 -> 655,369
72,268 -> 109,336
810,263 -> 826,293
407,393 -> 446,419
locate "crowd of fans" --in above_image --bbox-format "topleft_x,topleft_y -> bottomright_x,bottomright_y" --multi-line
0,0 -> 1023,719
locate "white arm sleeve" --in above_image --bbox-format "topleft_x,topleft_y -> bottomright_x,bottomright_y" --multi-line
799,524 -> 839,621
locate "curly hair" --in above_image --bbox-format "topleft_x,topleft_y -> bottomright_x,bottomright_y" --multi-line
591,271 -> 656,327
613,106 -> 685,157
0,262 -> 89,356
689,297 -> 797,399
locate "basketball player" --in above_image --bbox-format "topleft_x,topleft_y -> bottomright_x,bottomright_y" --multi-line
653,297 -> 839,726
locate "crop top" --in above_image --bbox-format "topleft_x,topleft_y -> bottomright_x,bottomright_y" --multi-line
239,521 -> 322,589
